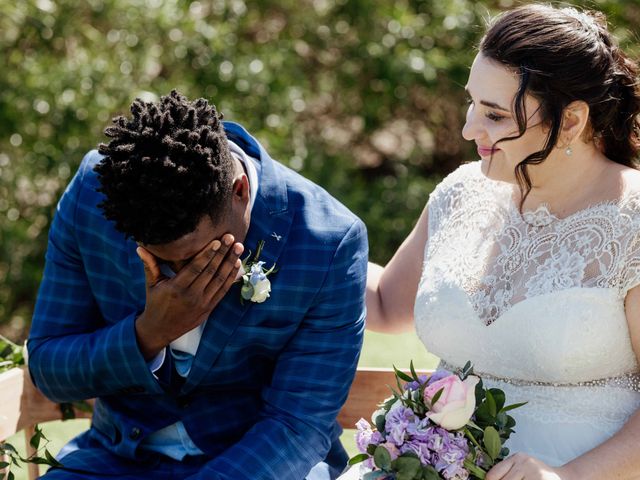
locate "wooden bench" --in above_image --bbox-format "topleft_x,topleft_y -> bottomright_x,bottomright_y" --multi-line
0,366 -> 432,479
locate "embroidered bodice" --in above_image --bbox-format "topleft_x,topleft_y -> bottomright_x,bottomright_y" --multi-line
414,162 -> 640,465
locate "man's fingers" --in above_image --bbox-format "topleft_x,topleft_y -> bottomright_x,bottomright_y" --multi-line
206,256 -> 243,307
205,242 -> 244,297
174,236 -> 228,289
199,240 -> 243,297
180,234 -> 238,291
136,246 -> 162,286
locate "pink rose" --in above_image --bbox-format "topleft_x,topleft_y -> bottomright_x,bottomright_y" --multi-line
424,374 -> 479,430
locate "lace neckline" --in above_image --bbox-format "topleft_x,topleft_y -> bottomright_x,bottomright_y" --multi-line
474,165 -> 640,228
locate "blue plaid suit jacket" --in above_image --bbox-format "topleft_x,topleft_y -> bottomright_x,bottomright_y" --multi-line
28,122 -> 368,479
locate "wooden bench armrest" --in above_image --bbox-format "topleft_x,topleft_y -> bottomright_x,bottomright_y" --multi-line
0,368 -> 92,441
337,367 -> 433,428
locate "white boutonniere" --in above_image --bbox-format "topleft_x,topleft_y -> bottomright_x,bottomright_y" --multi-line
240,240 -> 276,304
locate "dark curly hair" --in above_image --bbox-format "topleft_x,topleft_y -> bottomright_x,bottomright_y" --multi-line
95,90 -> 235,244
480,4 -> 640,206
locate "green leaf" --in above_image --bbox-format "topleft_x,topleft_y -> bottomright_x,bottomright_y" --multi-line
374,413 -> 386,434
394,456 -> 421,479
240,283 -> 254,300
29,430 -> 42,449
394,366 -> 414,383
363,472 -> 389,480
501,401 -> 528,412
463,458 -> 486,479
410,360 -> 418,381
466,419 -> 482,431
483,426 -> 502,461
44,449 -> 63,467
0,461 -> 9,468
485,390 -> 497,418
495,411 -> 507,430
429,387 -> 444,407
254,240 -> 265,261
373,445 -> 392,470
421,465 -> 441,480
348,453 -> 370,465
474,379 -> 485,405
8,471 -> 15,480
474,400 -> 494,426
460,361 -> 474,380
488,389 -> 505,412
2,443 -> 17,454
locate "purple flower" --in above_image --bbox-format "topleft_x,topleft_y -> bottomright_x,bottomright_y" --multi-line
427,369 -> 452,386
384,406 -> 416,446
426,429 -> 469,479
441,462 -> 470,480
405,374 -> 430,391
355,419 -> 383,453
406,417 -> 433,442
400,440 -> 432,465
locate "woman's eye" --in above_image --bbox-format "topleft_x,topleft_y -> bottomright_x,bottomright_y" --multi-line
485,112 -> 505,122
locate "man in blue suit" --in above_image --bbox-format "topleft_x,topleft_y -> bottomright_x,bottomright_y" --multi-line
27,91 -> 367,479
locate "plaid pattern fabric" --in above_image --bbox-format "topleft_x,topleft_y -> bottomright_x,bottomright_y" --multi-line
28,122 -> 367,479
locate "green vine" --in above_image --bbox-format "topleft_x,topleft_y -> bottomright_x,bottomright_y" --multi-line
0,335 -> 92,479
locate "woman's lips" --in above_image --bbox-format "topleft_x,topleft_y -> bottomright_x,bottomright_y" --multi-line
477,146 -> 500,157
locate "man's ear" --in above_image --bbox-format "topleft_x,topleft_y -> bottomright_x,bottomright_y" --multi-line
232,174 -> 250,201
561,100 -> 590,145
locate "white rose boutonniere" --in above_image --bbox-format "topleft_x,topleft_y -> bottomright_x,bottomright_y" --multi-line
240,240 -> 276,304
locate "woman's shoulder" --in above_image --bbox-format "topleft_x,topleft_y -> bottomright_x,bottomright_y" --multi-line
426,161 -> 498,230
438,161 -> 484,187
430,161 -> 485,202
618,166 -> 640,215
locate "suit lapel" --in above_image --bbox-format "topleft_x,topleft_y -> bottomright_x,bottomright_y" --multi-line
180,124 -> 292,394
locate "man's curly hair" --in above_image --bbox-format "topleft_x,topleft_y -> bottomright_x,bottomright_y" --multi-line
95,90 -> 235,244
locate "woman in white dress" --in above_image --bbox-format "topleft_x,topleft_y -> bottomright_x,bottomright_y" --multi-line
363,4 -> 640,480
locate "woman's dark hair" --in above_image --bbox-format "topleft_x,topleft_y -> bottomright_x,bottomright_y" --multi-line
480,4 -> 640,204
95,90 -> 235,244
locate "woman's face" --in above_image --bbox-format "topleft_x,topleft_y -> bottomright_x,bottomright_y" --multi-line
462,53 -> 550,183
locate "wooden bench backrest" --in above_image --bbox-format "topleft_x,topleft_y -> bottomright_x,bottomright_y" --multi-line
0,367 -> 432,479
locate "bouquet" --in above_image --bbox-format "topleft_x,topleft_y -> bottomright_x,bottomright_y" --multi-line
349,362 -> 526,480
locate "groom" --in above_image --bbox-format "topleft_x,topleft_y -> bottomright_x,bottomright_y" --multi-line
27,91 -> 367,479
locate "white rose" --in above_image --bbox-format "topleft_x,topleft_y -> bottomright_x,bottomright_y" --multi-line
250,277 -> 271,303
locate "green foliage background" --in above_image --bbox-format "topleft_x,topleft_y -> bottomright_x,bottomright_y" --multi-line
1,0 -> 639,338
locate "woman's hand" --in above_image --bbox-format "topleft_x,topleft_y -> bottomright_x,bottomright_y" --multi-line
486,453 -> 574,480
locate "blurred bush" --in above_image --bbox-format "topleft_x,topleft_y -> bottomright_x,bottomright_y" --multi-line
1,0 -> 638,337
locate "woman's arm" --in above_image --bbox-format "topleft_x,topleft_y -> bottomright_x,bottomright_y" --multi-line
366,205 -> 429,333
487,284 -> 640,480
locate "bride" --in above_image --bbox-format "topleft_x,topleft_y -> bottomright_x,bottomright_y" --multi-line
354,4 -> 640,480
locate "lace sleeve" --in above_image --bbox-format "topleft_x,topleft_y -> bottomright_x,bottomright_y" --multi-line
620,196 -> 640,294
622,229 -> 640,295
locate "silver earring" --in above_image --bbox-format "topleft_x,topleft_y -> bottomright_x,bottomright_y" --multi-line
565,145 -> 573,156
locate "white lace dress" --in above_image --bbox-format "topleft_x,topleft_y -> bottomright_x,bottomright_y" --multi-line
414,161 -> 640,467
